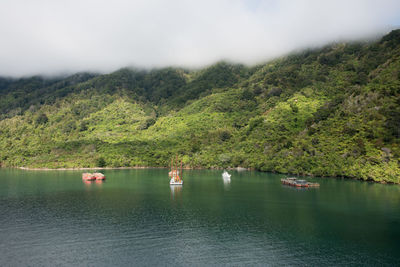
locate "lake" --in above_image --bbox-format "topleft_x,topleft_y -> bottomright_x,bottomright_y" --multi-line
0,168 -> 399,266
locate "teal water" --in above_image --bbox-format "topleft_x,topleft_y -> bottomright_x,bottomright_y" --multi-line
0,168 -> 399,266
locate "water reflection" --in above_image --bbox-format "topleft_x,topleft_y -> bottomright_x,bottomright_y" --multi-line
222,176 -> 231,190
281,184 -> 310,191
83,180 -> 94,186
170,185 -> 182,199
83,179 -> 105,187
1,169 -> 400,266
95,180 -> 104,187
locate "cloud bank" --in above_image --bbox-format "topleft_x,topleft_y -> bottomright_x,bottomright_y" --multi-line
0,0 -> 399,76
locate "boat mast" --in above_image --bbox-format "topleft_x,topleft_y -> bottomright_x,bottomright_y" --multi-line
176,154 -> 178,174
180,160 -> 183,180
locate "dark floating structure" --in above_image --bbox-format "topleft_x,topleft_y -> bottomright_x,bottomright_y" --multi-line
281,177 -> 319,188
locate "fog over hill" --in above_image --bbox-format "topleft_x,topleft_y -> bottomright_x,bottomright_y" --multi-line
0,0 -> 400,76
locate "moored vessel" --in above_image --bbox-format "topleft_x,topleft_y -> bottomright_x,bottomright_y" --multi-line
281,177 -> 319,188
93,172 -> 105,180
295,179 -> 308,187
280,177 -> 297,185
222,170 -> 231,179
82,172 -> 105,181
82,173 -> 96,181
170,156 -> 183,185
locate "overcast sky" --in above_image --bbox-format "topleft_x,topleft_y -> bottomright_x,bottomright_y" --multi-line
0,0 -> 399,77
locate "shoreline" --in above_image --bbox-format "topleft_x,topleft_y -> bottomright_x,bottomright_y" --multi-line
18,166 -> 166,171
17,166 -> 250,171
8,166 -> 397,185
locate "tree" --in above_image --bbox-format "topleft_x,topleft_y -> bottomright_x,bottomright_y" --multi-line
97,157 -> 106,167
35,113 -> 48,125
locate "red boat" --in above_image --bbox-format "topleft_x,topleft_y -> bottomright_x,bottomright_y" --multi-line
82,173 -> 96,181
93,172 -> 106,180
295,180 -> 309,187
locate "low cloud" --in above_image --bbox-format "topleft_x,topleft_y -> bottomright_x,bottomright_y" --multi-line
0,0 -> 399,76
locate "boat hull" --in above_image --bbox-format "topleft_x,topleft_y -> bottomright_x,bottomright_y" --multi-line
281,177 -> 319,188
82,173 -> 95,181
82,172 -> 105,181
170,178 -> 183,185
170,181 -> 183,185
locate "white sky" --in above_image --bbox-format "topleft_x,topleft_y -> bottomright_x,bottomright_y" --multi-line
0,0 -> 399,77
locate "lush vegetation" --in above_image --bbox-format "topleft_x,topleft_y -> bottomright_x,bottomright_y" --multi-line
0,30 -> 399,183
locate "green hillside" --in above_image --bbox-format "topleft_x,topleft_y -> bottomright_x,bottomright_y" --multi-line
0,30 -> 399,183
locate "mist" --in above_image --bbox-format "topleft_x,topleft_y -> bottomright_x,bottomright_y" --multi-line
0,0 -> 399,77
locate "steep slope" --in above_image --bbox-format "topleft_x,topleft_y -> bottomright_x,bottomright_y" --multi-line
0,73 -> 98,119
0,30 -> 399,183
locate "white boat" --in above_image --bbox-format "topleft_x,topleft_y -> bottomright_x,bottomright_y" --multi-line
222,170 -> 231,179
170,178 -> 183,185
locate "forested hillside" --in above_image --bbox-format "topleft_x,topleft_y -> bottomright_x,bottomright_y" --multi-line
0,30 -> 399,183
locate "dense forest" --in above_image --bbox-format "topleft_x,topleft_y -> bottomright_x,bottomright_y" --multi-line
0,30 -> 399,183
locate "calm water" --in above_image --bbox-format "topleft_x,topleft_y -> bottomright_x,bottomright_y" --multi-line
0,169 -> 400,266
